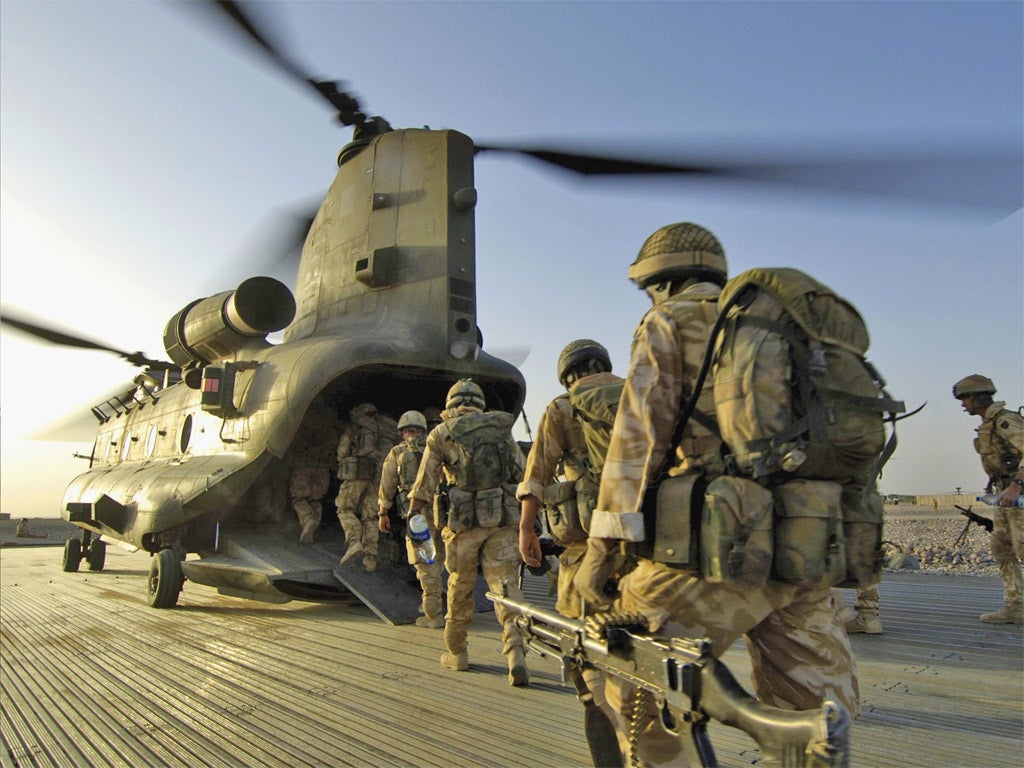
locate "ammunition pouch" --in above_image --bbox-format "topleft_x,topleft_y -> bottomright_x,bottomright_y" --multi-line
339,456 -> 377,482
475,487 -> 504,527
701,476 -> 774,587
635,473 -> 705,567
541,481 -> 587,545
432,488 -> 450,530
501,484 -> 521,527
836,485 -> 884,588
446,486 -> 517,531
771,479 -> 846,587
575,475 -> 599,533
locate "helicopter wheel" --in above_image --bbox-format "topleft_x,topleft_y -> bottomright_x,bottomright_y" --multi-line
61,538 -> 82,572
86,539 -> 107,571
147,549 -> 184,609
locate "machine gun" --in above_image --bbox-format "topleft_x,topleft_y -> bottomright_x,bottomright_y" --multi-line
488,589 -> 850,768
953,504 -> 994,548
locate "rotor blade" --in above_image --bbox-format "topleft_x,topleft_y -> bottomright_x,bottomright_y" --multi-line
475,142 -> 1024,213
30,381 -> 138,442
0,309 -> 174,370
209,1 -> 370,127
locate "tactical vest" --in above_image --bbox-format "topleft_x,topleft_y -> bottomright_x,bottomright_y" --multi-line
977,405 -> 1024,488
396,438 -> 426,492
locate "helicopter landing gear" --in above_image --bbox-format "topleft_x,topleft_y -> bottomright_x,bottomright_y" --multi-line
147,548 -> 184,609
61,538 -> 82,572
86,539 -> 107,571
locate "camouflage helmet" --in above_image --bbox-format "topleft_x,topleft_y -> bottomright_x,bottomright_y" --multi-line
952,374 -> 996,399
397,410 -> 428,432
629,222 -> 727,287
557,339 -> 611,387
446,378 -> 485,410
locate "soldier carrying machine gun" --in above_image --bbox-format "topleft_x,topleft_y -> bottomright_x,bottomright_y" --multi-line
488,586 -> 850,768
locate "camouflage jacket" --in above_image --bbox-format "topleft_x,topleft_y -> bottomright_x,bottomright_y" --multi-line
516,391 -> 590,501
590,282 -> 723,542
975,401 -> 1024,487
378,437 -> 426,511
409,406 -> 526,504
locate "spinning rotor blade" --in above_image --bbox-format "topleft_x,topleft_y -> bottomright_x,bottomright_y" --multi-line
0,310 -> 175,371
475,142 -> 1024,213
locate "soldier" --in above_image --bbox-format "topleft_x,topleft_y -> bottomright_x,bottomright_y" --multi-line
286,396 -> 339,544
574,223 -> 859,765
953,374 -> 1024,624
336,403 -> 398,571
407,379 -> 529,686
378,410 -> 445,628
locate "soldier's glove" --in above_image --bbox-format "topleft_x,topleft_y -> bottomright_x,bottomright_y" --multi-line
574,538 -> 621,611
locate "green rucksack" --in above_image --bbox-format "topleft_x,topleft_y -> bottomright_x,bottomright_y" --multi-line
446,411 -> 515,492
683,267 -> 910,588
569,379 -> 625,483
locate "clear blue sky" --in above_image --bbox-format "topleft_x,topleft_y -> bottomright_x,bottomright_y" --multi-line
2,0 -> 1022,516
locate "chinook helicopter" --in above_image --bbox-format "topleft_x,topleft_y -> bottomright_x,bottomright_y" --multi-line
2,1 -> 1020,623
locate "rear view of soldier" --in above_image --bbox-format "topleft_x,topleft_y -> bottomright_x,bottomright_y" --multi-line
408,379 -> 529,686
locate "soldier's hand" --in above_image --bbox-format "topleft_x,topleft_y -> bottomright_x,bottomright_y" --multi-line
519,528 -> 542,567
574,538 -> 621,611
378,509 -> 391,534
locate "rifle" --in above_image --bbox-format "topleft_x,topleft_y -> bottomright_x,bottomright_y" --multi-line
489,588 -> 850,768
953,504 -> 993,548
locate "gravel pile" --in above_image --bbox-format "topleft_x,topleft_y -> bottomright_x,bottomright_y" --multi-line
882,506 -> 998,577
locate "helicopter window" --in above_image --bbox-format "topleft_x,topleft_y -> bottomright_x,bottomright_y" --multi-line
145,425 -> 158,458
121,432 -> 132,461
180,415 -> 193,453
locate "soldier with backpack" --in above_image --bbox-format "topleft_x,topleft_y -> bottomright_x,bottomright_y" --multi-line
377,410 -> 445,628
575,222 -> 861,766
954,374 -> 1024,624
407,379 -> 529,685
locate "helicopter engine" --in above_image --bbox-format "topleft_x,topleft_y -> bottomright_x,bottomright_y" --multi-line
162,276 -> 296,368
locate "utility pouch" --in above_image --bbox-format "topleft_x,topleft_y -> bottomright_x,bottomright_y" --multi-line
836,484 -> 884,588
475,487 -> 504,528
339,456 -> 376,481
447,487 -> 475,532
575,475 -> 600,533
701,475 -> 774,586
636,473 -> 705,567
432,488 -> 450,530
771,479 -> 846,587
541,481 -> 586,544
501,484 -> 521,526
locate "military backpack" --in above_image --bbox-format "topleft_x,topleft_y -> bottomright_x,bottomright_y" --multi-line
568,379 -> 625,484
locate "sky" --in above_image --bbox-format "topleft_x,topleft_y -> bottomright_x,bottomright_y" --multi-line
1,0 -> 1021,517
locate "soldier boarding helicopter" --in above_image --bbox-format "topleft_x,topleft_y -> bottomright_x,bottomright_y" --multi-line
2,1 -> 1020,623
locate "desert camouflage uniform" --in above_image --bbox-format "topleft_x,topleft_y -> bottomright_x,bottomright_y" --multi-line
409,405 -> 526,664
336,405 -> 397,568
974,401 -> 1024,608
588,282 -> 859,766
284,400 -> 339,540
379,435 -> 444,621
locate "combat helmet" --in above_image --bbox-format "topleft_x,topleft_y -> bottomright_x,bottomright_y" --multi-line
557,339 -> 612,388
629,222 -> 727,288
952,374 -> 997,399
446,378 -> 485,410
397,410 -> 428,432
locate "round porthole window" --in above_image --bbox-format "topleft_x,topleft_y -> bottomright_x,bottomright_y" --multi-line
179,415 -> 193,453
121,432 -> 132,461
145,425 -> 159,458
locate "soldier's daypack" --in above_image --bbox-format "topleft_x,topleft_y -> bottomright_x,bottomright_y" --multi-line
569,379 -> 625,483
444,411 -> 519,531
682,268 -> 909,589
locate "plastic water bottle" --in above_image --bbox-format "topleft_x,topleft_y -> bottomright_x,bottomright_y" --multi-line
408,514 -> 436,564
977,494 -> 1024,508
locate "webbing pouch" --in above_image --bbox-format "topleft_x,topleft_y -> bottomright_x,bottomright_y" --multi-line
339,456 -> 376,481
771,479 -> 846,587
647,473 -> 705,567
541,481 -> 587,545
447,487 -> 474,532
836,484 -> 884,588
475,487 -> 504,527
701,476 -> 773,586
501,484 -> 521,527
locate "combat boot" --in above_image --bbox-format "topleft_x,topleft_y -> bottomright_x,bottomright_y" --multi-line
845,613 -> 883,635
440,650 -> 469,671
299,519 -> 318,544
506,646 -> 530,687
980,604 -> 1024,624
362,555 -> 377,572
339,542 -> 363,567
415,615 -> 444,629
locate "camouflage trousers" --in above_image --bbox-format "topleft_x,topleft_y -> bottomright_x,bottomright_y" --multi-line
290,467 -> 330,528
335,480 -> 379,557
440,524 -> 524,657
555,541 -> 589,618
405,523 -> 445,620
991,506 -> 1023,606
605,559 -> 859,767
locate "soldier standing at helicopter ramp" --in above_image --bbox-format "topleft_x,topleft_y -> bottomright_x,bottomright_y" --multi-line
407,379 -> 530,686
286,396 -> 340,544
954,374 -> 1024,624
336,403 -> 397,572
378,410 -> 445,628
